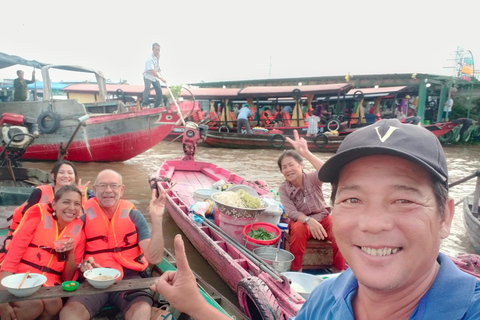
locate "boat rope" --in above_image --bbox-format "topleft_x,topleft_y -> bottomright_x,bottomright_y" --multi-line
159,73 -> 185,127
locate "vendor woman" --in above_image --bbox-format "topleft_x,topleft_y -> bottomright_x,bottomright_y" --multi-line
278,130 -> 346,272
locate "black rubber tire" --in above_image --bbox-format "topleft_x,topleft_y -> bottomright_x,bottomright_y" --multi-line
314,133 -> 329,148
270,134 -> 285,148
326,119 -> 340,131
353,90 -> 364,102
37,111 -> 60,134
237,277 -> 281,320
438,131 -> 453,143
218,125 -> 230,133
461,127 -> 473,143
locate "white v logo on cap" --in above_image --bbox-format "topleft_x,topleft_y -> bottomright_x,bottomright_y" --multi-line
374,126 -> 398,142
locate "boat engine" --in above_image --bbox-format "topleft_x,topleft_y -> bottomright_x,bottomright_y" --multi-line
0,113 -> 38,167
182,121 -> 208,160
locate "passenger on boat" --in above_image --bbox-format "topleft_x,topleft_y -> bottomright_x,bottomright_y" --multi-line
142,42 -> 166,108
59,169 -> 166,320
305,109 -> 320,137
0,185 -> 85,320
278,130 -> 346,272
295,119 -> 480,319
283,105 -> 293,115
1,160 -> 91,253
237,103 -> 253,134
13,69 -> 35,101
272,104 -> 284,127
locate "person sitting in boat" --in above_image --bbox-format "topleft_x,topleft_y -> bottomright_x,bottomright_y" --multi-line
0,161 -> 91,262
13,69 -> 35,102
277,130 -> 346,272
4,160 -> 91,241
151,119 -> 480,320
272,104 -> 284,127
59,169 -> 166,320
237,103 -> 253,134
0,185 -> 86,320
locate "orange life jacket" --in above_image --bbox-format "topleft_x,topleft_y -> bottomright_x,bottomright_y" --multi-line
208,111 -> 220,126
282,111 -> 291,127
260,111 -> 272,125
192,109 -> 204,123
83,198 -> 147,279
1,203 -> 84,287
8,185 -> 55,237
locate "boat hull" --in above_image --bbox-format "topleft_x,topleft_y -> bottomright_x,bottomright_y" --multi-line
464,194 -> 480,254
0,100 -> 176,162
156,159 -> 304,319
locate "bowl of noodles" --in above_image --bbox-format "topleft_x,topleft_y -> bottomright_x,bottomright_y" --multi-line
84,268 -> 121,289
212,189 -> 267,219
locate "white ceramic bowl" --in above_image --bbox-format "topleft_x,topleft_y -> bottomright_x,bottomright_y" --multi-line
83,268 -> 121,289
1,273 -> 47,297
281,272 -> 323,299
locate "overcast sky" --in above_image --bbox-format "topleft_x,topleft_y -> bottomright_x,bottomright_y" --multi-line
1,0 -> 479,86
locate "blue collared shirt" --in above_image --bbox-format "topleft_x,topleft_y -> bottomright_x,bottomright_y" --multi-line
292,253 -> 480,319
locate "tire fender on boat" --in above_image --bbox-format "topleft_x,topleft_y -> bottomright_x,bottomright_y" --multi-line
218,125 -> 230,133
325,119 -> 340,132
237,277 -> 282,320
37,111 -> 60,134
313,133 -> 329,148
269,134 -> 285,148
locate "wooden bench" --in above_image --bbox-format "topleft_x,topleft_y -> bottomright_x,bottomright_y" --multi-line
284,233 -> 333,269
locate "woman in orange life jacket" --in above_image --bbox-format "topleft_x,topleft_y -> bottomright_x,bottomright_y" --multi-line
6,160 -> 91,239
0,185 -> 85,320
272,104 -> 284,127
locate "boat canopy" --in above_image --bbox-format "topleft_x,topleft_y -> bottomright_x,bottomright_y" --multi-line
345,86 -> 409,98
0,52 -> 48,69
237,83 -> 353,98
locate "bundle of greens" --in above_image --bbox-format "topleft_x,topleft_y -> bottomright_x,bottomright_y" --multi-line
237,189 -> 261,209
247,227 -> 277,241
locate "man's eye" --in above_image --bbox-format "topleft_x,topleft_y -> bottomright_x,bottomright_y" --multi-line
344,198 -> 360,204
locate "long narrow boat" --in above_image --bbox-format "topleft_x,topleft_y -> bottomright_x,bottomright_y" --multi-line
204,131 -> 344,152
463,183 -> 480,254
0,52 -> 178,162
153,124 -> 307,320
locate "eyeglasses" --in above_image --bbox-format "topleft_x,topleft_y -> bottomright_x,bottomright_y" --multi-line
95,183 -> 123,190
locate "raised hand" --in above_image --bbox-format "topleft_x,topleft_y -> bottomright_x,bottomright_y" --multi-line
77,179 -> 91,196
286,130 -> 309,157
148,186 -> 166,218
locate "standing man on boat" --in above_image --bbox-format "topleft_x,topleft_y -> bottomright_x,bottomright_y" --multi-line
150,119 -> 480,319
142,43 -> 166,108
237,103 -> 253,134
13,69 -> 35,101
60,169 -> 166,320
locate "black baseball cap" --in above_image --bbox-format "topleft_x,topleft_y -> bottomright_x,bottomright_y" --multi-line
318,119 -> 448,187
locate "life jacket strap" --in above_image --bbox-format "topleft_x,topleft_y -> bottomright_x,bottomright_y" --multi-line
85,243 -> 139,255
20,259 -> 62,276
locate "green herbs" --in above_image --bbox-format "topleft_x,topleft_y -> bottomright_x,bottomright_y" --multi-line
238,189 -> 261,209
247,227 -> 276,241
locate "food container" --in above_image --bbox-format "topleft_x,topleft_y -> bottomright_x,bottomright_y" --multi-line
83,268 -> 121,289
253,246 -> 294,272
62,281 -> 79,291
193,189 -> 220,202
243,222 -> 281,250
281,271 -> 323,299
212,192 -> 267,219
1,273 -> 47,297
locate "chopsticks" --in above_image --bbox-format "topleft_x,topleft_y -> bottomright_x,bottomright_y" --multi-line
17,271 -> 30,289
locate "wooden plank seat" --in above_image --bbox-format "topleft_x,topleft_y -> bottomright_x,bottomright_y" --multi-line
283,233 -> 333,269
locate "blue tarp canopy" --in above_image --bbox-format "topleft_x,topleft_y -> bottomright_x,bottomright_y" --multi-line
0,52 -> 49,70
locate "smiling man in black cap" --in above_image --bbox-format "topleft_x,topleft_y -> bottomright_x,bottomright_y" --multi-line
294,118 -> 480,319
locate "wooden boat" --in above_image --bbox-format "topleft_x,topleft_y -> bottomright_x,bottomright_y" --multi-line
153,124 -> 308,320
204,131 -> 344,153
463,177 -> 480,254
0,52 -> 179,162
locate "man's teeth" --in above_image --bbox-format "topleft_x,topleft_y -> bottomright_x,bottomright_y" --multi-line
361,247 -> 399,256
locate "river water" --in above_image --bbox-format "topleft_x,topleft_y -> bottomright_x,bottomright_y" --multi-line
22,141 -> 480,304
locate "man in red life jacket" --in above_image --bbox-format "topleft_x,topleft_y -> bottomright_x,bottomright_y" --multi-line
60,169 -> 166,320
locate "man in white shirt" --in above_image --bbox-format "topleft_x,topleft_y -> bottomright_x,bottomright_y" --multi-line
142,43 -> 166,108
443,97 -> 453,121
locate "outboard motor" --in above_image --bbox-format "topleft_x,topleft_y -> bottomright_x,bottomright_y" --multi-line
0,113 -> 37,167
182,121 -> 207,161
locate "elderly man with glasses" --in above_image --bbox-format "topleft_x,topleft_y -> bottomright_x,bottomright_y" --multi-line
60,169 -> 166,320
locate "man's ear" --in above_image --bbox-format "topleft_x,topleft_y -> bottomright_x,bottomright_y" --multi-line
439,197 -> 455,239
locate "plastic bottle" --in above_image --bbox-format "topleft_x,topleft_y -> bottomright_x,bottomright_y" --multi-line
269,189 -> 275,199
274,191 -> 280,202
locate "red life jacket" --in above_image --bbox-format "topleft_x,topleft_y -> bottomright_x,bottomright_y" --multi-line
282,112 -> 292,127
1,203 -> 84,287
192,109 -> 204,123
83,198 -> 147,279
260,111 -> 272,125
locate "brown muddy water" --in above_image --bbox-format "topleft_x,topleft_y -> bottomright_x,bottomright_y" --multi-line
19,141 -> 480,305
